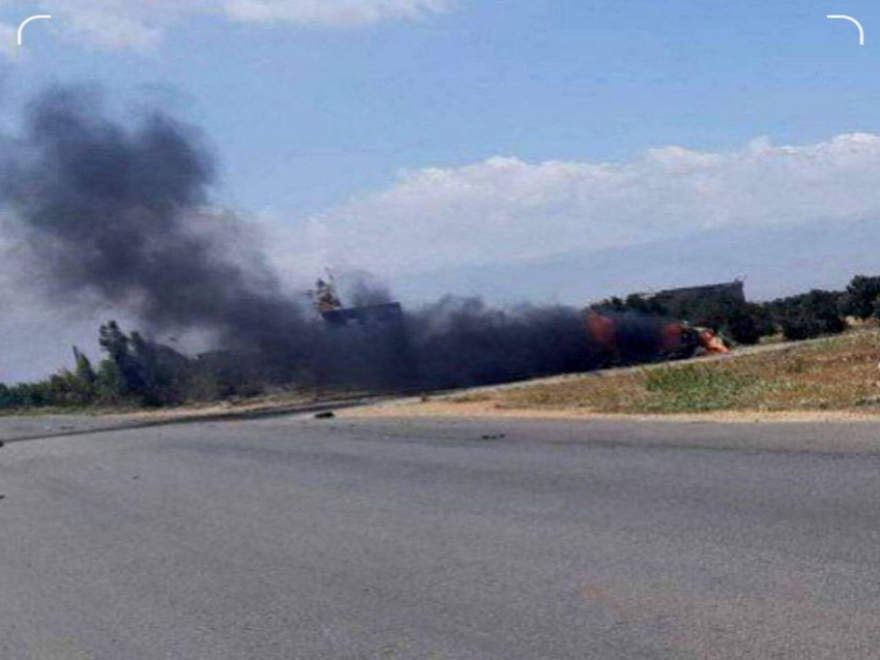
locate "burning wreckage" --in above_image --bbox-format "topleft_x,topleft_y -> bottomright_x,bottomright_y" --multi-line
310,277 -> 404,328
306,275 -> 730,383
585,310 -> 729,365
191,278 -> 732,397
310,276 -> 729,366
584,282 -> 735,365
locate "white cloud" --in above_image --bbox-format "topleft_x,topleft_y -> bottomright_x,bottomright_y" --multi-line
282,133 -> 880,278
223,0 -> 452,25
2,0 -> 451,51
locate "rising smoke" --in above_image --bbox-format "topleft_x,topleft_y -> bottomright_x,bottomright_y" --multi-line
0,86 -> 608,393
0,87 -> 309,361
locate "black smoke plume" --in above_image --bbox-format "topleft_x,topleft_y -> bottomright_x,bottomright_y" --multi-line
0,87 -> 308,367
0,86 -> 664,396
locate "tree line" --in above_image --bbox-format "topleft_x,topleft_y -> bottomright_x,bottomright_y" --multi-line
0,321 -> 265,411
2,274 -> 880,412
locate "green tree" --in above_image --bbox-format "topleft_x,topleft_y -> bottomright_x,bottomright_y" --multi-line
841,275 -> 880,319
73,346 -> 97,385
96,359 -> 127,403
96,321 -> 187,406
771,290 -> 846,340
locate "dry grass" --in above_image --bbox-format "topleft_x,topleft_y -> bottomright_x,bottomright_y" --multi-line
490,331 -> 880,414
347,330 -> 880,419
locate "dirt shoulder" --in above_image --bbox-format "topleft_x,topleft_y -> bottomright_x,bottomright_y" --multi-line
341,398 -> 880,424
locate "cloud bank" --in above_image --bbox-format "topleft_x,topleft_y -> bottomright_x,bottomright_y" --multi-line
1,0 -> 452,51
288,133 -> 880,279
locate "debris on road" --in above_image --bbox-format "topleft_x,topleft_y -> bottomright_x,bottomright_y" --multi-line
315,411 -> 336,420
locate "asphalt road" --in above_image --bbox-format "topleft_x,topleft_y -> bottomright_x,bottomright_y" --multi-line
2,415 -> 880,659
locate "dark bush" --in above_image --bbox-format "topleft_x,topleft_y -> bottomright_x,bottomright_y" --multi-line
841,275 -> 880,320
770,290 -> 846,341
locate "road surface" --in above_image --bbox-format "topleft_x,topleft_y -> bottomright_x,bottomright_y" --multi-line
2,414 -> 880,659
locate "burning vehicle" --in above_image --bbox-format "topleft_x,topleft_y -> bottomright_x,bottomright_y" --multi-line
586,310 -> 729,367
661,321 -> 730,359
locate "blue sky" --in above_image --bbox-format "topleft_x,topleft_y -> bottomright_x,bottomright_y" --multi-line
4,0 -> 880,215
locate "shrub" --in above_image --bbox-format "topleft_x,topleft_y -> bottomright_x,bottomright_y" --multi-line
841,275 -> 880,320
770,290 -> 846,341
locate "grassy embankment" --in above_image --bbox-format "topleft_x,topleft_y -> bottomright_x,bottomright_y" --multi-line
369,329 -> 880,417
